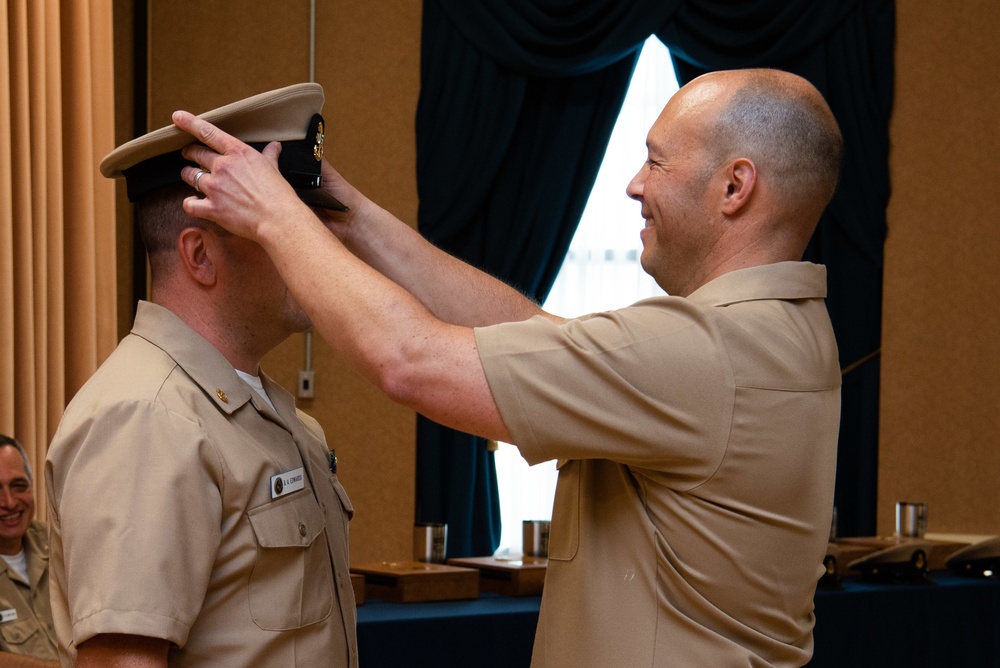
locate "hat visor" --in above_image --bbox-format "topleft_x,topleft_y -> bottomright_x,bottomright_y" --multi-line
294,187 -> 349,212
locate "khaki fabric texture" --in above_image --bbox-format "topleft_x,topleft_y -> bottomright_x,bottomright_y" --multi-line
0,523 -> 57,660
476,262 -> 840,668
46,302 -> 358,667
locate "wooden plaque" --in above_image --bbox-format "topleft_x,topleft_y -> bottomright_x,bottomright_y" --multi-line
447,556 -> 548,596
350,561 -> 479,603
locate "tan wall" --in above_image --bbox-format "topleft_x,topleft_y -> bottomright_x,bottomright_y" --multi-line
880,0 -> 1000,537
136,0 -> 422,564
116,1 -> 1000,559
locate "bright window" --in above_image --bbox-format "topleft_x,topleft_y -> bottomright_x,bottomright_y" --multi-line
494,37 -> 679,555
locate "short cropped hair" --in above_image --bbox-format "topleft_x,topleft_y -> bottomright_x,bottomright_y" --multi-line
136,183 -> 204,259
136,183 -> 229,281
712,71 -> 845,207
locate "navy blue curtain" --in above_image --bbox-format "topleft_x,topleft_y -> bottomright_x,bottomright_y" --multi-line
416,0 -> 894,556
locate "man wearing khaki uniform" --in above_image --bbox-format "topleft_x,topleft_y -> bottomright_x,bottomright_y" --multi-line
46,85 -> 357,667
0,436 -> 58,662
173,68 -> 844,666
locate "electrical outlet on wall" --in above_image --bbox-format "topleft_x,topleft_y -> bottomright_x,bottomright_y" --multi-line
297,370 -> 315,399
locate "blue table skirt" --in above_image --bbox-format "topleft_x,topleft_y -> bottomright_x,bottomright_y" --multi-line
355,572 -> 1000,667
808,572 -> 1000,667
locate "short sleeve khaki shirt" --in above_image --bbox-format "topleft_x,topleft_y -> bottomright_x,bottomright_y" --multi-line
46,302 -> 358,667
476,262 -> 841,667
0,522 -> 57,660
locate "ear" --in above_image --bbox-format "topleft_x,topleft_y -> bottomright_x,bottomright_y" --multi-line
721,158 -> 757,216
176,227 -> 218,287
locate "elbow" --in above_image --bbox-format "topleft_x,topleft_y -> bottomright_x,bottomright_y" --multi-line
377,367 -> 418,409
372,348 -> 426,411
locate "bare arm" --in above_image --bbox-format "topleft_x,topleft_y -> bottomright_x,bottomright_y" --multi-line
0,652 -> 60,667
172,111 -> 514,442
316,168 -> 561,327
75,634 -> 169,668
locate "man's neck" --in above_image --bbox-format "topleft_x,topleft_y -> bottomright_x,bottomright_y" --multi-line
0,538 -> 23,557
150,293 -> 267,374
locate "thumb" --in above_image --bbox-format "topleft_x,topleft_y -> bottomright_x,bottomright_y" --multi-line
261,140 -> 283,165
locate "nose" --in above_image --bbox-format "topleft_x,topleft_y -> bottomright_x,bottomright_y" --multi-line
0,487 -> 15,508
626,167 -> 645,201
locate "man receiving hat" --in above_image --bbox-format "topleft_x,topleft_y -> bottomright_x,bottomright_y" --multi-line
45,84 -> 358,667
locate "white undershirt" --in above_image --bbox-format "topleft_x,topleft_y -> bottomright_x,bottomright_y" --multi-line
236,370 -> 276,412
1,550 -> 28,583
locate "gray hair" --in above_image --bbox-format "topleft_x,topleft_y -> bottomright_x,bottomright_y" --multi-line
712,71 -> 844,207
0,434 -> 33,484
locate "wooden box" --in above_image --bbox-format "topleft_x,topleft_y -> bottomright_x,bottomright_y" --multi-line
350,561 -> 479,603
447,556 -> 548,596
351,573 -> 365,606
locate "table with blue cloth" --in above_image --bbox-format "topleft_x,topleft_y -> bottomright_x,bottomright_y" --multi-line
355,571 -> 1000,667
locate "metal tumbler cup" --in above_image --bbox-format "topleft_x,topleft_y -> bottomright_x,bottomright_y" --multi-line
522,520 -> 551,557
896,501 -> 928,538
413,522 -> 448,563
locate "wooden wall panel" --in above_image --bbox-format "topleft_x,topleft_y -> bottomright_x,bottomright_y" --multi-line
880,0 -> 1000,538
145,0 -> 420,564
148,0 -> 312,127
314,0 -> 423,221
308,0 -> 423,564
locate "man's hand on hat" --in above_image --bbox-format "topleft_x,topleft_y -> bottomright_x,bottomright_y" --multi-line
313,159 -> 364,241
172,110 -> 312,244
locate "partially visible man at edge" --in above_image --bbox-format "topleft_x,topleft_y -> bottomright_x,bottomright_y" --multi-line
45,85 -> 357,668
175,68 -> 843,667
0,435 -> 57,663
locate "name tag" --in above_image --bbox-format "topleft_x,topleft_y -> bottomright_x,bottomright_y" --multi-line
0,609 -> 17,623
270,467 -> 305,499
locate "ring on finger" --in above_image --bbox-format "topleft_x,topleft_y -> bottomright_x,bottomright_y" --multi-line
193,169 -> 208,193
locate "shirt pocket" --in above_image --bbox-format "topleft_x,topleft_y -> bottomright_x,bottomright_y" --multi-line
548,459 -> 580,561
0,614 -> 40,650
246,490 -> 334,630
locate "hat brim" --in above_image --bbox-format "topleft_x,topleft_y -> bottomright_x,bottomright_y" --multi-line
103,83 -> 348,212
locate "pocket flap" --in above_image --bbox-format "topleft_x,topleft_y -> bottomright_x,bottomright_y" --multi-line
0,617 -> 37,644
248,491 -> 325,548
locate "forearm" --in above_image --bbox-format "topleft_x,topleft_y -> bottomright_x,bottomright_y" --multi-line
0,653 -> 59,667
172,111 -> 514,439
260,204 -> 512,441
75,634 -> 169,667
342,198 -> 559,327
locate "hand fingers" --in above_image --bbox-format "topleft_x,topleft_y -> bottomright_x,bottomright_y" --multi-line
181,165 -> 209,193
179,143 -> 221,193
261,141 -> 282,163
183,143 -> 221,169
182,193 -> 209,220
172,110 -> 243,158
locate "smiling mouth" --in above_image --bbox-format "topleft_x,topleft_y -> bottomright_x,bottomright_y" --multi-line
0,511 -> 23,523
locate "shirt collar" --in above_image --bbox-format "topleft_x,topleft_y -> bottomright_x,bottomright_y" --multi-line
130,300 -> 254,415
686,261 -> 827,307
